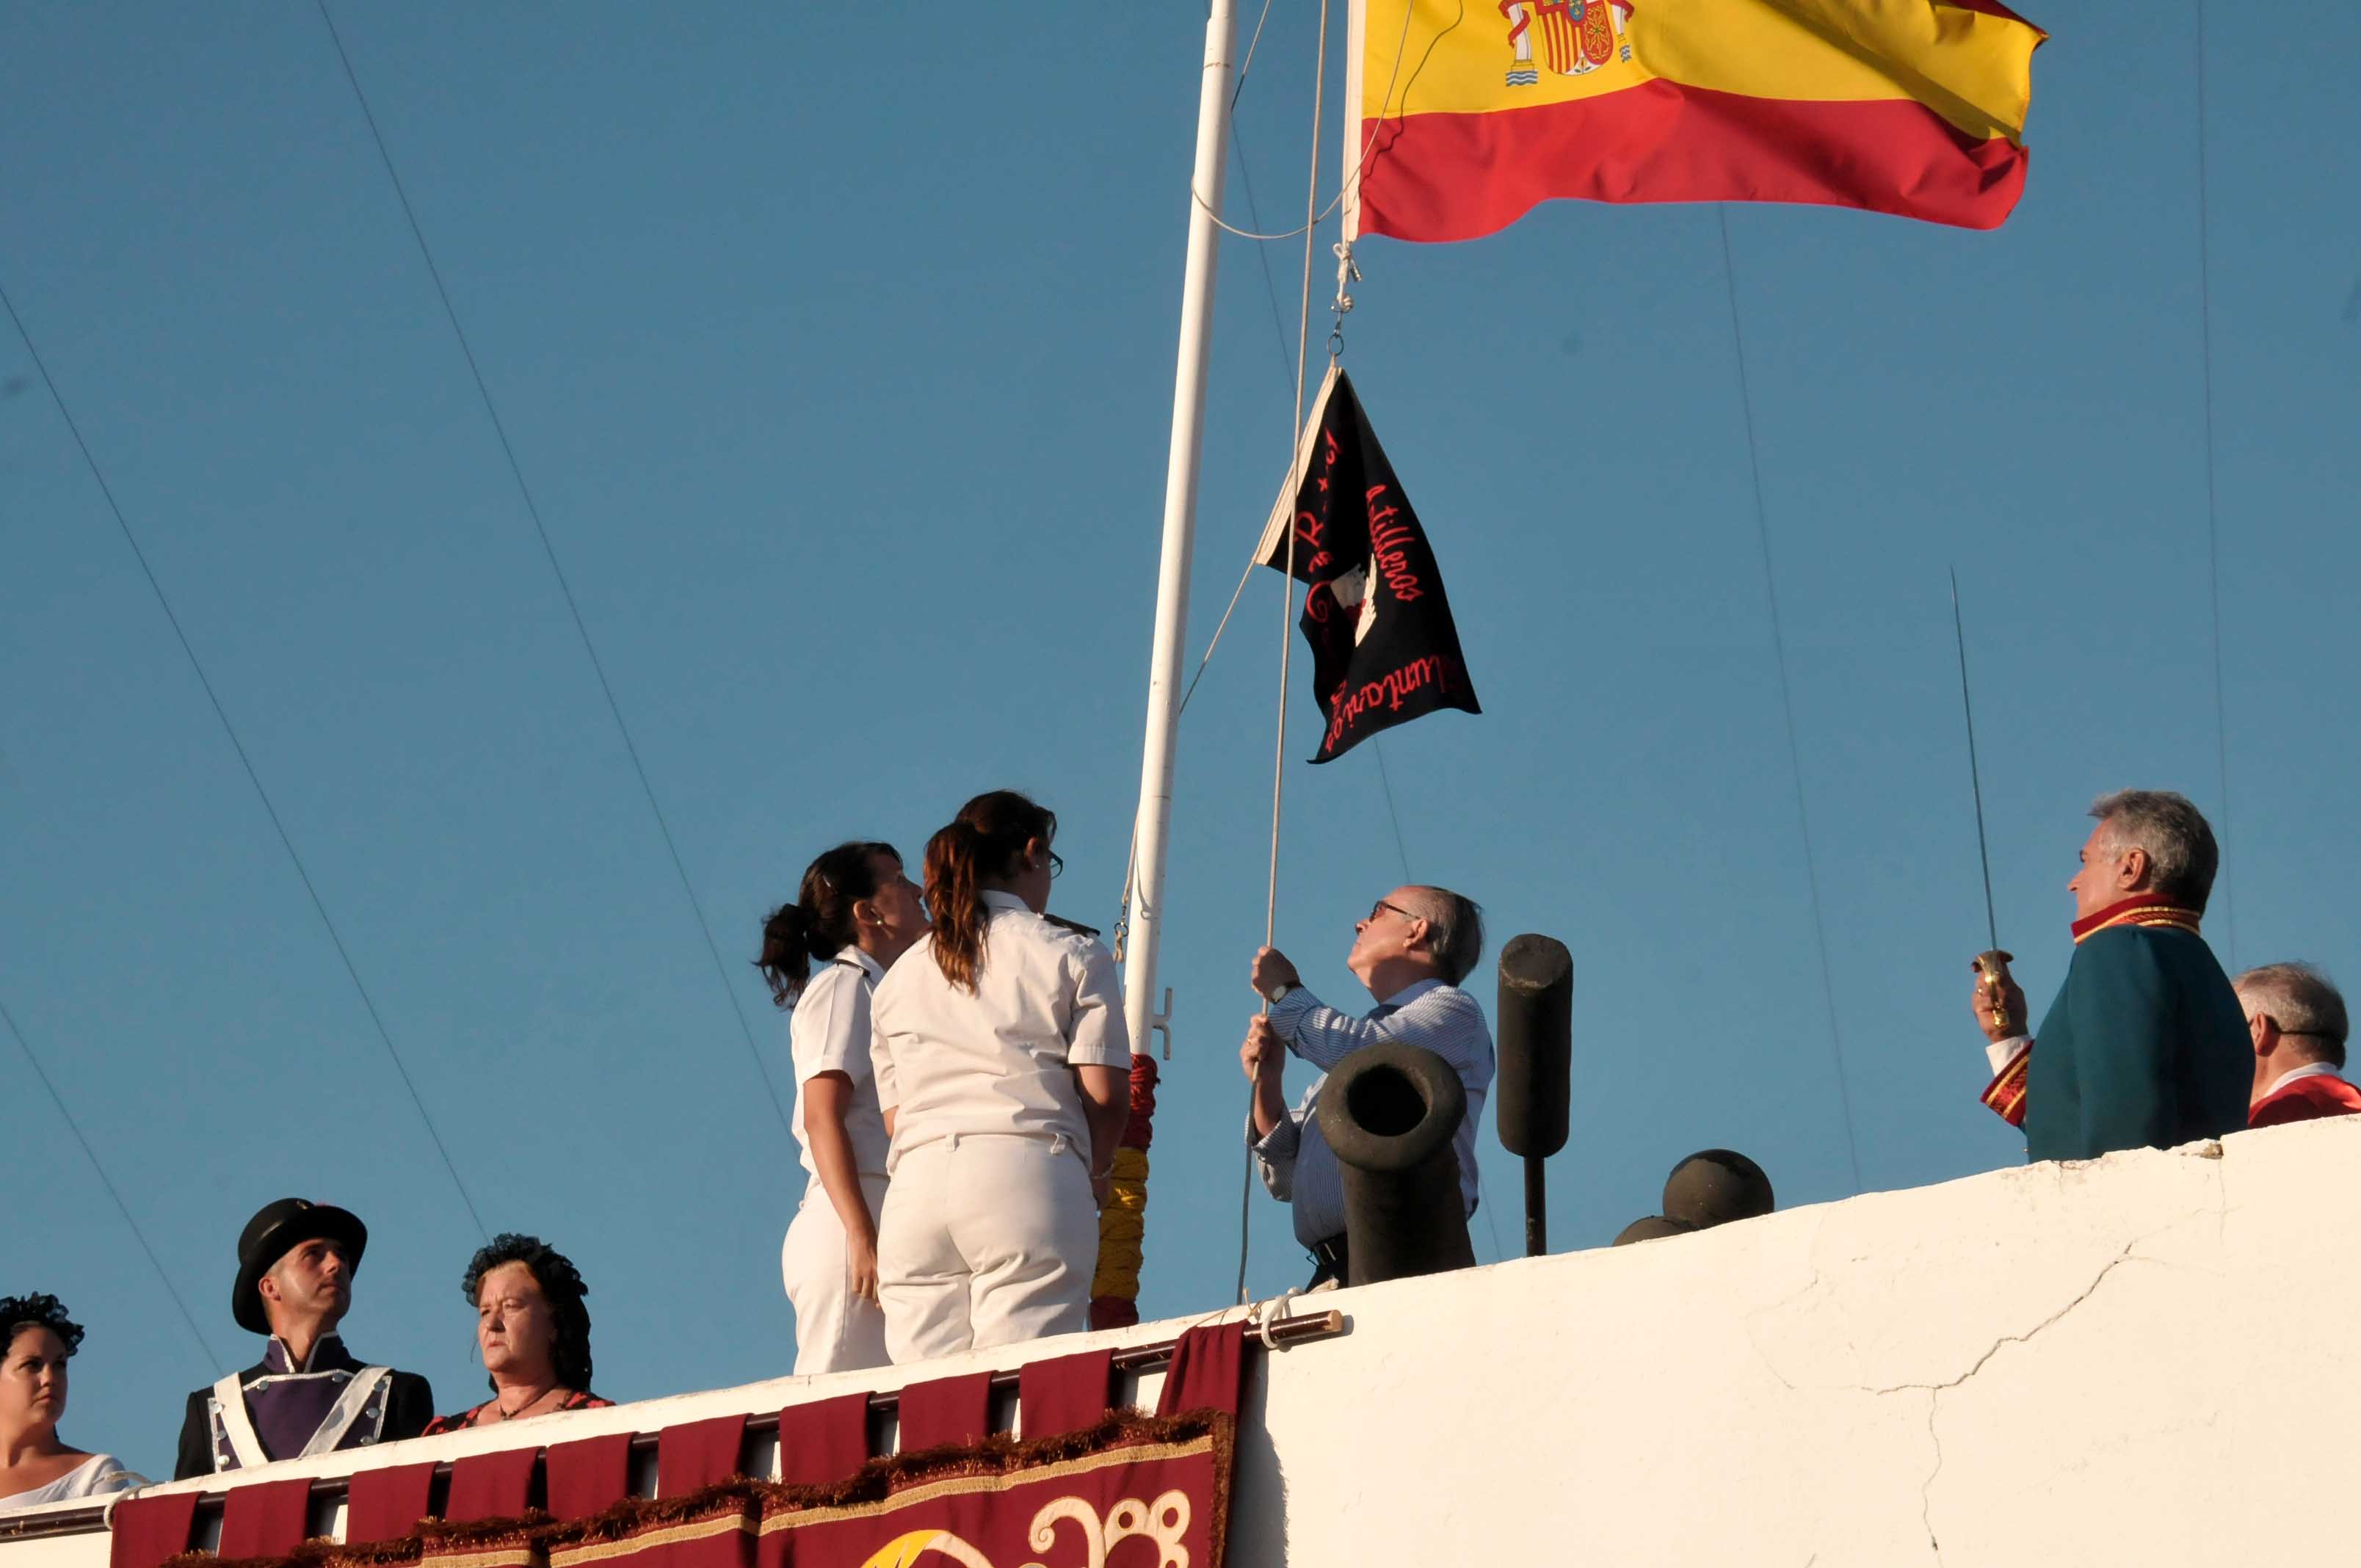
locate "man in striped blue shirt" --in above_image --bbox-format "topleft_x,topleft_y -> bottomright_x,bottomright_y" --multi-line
1242,885 -> 1495,1289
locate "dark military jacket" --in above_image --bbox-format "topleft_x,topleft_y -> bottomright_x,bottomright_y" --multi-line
1984,896 -> 2250,1162
174,1334 -> 433,1481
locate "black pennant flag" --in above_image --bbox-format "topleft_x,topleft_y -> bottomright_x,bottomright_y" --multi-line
1255,369 -> 1480,763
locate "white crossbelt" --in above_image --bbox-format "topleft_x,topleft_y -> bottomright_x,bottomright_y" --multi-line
209,1365 -> 391,1469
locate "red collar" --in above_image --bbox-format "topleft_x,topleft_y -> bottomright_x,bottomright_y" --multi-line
2071,893 -> 2203,944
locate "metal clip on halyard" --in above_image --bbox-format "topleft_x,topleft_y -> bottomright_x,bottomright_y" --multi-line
1328,240 -> 1360,361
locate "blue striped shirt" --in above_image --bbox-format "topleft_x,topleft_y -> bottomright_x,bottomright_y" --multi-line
1246,977 -> 1495,1248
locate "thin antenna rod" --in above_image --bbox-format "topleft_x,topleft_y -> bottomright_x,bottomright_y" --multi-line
1951,568 -> 2001,955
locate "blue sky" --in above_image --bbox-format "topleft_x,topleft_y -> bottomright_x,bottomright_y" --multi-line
5,2 -> 2357,1481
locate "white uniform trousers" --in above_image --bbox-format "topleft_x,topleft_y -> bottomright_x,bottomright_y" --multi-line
877,1132 -> 1097,1362
782,1172 -> 892,1375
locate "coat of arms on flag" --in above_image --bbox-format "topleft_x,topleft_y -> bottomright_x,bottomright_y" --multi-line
1256,368 -> 1480,763
1347,0 -> 2045,242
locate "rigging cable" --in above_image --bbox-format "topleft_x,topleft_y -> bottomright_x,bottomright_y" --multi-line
1230,21 -> 1305,402
311,0 -> 794,1140
1215,10 -> 1479,1272
1113,0 -> 1431,947
1713,208 -> 1864,1194
1372,742 -> 1413,888
1109,0 -> 1341,966
1232,15 -> 1420,919
1191,0 -> 1445,244
1231,25 -> 1417,964
1238,0 -> 1335,1308
2193,0 -> 2235,965
0,280 -> 491,1242
1,997 -> 224,1376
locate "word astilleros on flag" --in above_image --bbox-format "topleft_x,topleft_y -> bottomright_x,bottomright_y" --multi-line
1255,368 -> 1479,763
1345,0 -> 2046,240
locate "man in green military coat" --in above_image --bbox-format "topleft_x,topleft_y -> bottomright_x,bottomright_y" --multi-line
1969,789 -> 2249,1161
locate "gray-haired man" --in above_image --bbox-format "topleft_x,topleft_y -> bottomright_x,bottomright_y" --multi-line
1969,789 -> 2249,1161
2237,962 -> 2360,1126
1241,885 -> 1495,1288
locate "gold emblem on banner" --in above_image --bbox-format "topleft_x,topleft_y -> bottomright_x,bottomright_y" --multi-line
854,1491 -> 1192,1568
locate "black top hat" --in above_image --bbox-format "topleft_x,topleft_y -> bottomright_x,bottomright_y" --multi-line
232,1198 -> 368,1337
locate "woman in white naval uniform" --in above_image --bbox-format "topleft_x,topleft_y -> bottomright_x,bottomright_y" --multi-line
869,791 -> 1131,1361
758,841 -> 929,1374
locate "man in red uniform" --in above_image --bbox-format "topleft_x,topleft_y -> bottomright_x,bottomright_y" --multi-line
2236,962 -> 2360,1127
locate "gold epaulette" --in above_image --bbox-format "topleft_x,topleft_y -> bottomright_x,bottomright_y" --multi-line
1042,912 -> 1102,940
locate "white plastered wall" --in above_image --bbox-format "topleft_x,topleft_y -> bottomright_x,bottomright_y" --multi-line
1230,1116 -> 2360,1566
8,1117 -> 2354,1568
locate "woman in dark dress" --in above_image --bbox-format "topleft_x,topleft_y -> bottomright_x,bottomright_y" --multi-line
421,1236 -> 612,1433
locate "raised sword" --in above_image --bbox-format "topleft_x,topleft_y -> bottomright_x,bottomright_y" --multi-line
1951,568 -> 2015,1028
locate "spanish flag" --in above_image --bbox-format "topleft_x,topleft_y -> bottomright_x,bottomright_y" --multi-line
1345,0 -> 2045,241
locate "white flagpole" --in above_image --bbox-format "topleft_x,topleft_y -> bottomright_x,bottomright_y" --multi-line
1339,0 -> 1366,248
1123,0 -> 1236,1061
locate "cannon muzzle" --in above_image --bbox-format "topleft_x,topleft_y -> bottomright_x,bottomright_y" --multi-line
1317,1041 -> 1477,1287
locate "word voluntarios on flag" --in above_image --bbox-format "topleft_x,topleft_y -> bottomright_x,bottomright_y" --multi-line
1256,369 -> 1479,763
1346,0 -> 2047,240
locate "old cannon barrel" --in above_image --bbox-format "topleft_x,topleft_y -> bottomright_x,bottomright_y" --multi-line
1317,1040 -> 1476,1287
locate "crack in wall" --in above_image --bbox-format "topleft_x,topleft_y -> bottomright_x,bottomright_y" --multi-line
1920,1390 -> 1943,1565
1735,1145 -> 2241,1561
1871,1240 -> 2153,1399
1910,1159 -> 2234,1562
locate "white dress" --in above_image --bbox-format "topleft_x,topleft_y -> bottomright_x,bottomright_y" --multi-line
0,1453 -> 145,1511
780,945 -> 894,1374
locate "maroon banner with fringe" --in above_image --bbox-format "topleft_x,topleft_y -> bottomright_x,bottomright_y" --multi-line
752,1411 -> 1230,1568
155,1329 -> 1246,1568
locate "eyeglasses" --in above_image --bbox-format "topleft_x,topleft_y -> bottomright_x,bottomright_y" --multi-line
1366,899 -> 1415,925
1048,850 -> 1065,879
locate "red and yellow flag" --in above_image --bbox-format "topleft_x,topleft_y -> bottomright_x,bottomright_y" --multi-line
1344,0 -> 2045,240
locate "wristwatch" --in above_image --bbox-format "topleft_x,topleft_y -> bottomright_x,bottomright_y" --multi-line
1264,981 -> 1295,1006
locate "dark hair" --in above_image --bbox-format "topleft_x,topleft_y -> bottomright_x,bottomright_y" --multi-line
755,841 -> 899,1007
461,1235 -> 592,1393
925,791 -> 1057,994
0,1295 -> 83,1358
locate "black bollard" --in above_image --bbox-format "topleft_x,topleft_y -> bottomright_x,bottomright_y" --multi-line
1662,1149 -> 1775,1230
1317,1041 -> 1477,1287
1613,1215 -> 1697,1246
1495,934 -> 1573,1256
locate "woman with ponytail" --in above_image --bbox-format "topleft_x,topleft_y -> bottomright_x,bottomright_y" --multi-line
758,841 -> 929,1373
868,791 -> 1131,1360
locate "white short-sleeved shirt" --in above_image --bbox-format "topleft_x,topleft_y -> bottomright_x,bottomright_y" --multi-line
869,890 -> 1131,1170
788,945 -> 892,1180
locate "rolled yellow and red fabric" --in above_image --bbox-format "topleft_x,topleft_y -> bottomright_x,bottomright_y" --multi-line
1088,1054 -> 1159,1330
1349,0 -> 2045,240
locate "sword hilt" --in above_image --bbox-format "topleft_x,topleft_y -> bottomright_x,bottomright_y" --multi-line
1972,948 -> 2017,1032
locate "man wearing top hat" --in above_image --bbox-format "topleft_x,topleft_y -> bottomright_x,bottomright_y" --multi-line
173,1199 -> 435,1478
